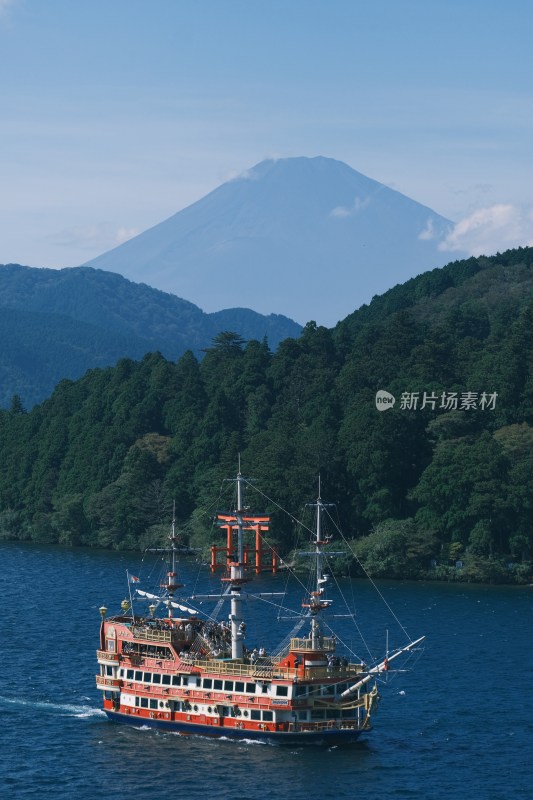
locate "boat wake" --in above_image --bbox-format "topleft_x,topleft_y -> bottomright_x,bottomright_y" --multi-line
218,735 -> 267,746
0,695 -> 106,718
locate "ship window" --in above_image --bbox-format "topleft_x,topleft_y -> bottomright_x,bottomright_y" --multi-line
224,681 -> 233,691
214,680 -> 223,691
140,698 -> 149,708
162,674 -> 171,685
119,669 -> 124,677
336,683 -> 347,694
295,685 -> 307,697
297,710 -> 307,720
127,670 -> 134,680
149,699 -> 158,710
135,697 -> 140,707
311,710 -> 325,720
106,666 -> 114,676
182,676 -> 189,686
152,674 -> 161,684
263,711 -> 273,722
235,681 -> 244,692
203,679 -> 212,689
275,685 -> 288,697
143,672 -> 152,682
172,676 -> 181,686
246,683 -> 255,694
322,684 -> 334,695
135,671 -> 143,681
261,683 -> 269,694
250,710 -> 261,721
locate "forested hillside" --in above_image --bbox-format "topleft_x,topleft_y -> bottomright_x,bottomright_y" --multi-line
0,248 -> 532,583
0,263 -> 301,408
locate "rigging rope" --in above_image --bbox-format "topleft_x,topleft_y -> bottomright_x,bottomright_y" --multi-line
243,475 -> 414,647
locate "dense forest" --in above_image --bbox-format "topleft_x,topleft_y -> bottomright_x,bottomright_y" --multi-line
1,248 -> 532,584
0,263 -> 301,408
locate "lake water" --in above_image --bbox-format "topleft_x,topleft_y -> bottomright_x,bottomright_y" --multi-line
1,541 -> 531,800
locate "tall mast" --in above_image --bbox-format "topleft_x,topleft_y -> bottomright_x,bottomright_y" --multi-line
229,466 -> 246,659
201,461 -> 275,659
302,476 -> 334,647
163,501 -> 182,619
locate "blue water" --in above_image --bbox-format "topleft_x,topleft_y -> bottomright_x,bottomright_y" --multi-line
1,542 -> 532,800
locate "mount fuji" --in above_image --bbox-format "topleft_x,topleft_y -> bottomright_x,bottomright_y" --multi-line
84,156 -> 465,326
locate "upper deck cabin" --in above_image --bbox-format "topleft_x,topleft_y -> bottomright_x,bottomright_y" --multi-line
99,615 -> 367,683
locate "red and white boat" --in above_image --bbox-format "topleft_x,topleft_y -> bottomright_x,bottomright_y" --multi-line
97,469 -> 424,744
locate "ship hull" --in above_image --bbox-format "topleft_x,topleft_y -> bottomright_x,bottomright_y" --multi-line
104,710 -> 367,745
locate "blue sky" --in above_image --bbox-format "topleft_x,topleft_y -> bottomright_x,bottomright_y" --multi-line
1,0 -> 533,269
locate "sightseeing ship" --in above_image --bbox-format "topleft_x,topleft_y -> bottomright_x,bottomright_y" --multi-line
96,470 -> 423,744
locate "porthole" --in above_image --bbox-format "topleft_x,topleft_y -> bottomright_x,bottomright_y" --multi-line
207,706 -> 212,713
243,710 -> 249,717
193,705 -> 198,712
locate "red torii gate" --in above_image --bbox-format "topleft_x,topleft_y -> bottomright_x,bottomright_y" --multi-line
211,512 -> 278,574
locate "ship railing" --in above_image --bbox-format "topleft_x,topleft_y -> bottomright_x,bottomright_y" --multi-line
131,625 -> 194,645
186,658 -> 294,679
252,662 -> 277,679
180,657 -> 365,681
297,663 -> 366,680
131,625 -> 173,643
290,636 -> 337,652
95,675 -> 121,690
286,719 -> 366,733
96,649 -> 120,662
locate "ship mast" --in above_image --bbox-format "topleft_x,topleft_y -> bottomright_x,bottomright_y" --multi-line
303,476 -> 334,646
228,466 -> 247,659
148,501 -> 183,619
192,462 -> 280,660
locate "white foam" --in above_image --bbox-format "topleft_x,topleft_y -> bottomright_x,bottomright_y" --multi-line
0,695 -> 106,717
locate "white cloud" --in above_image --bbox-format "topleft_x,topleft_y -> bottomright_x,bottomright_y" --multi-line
224,167 -> 259,182
115,226 -> 139,245
439,204 -> 533,256
47,223 -> 139,253
330,196 -> 371,218
225,155 -> 287,184
418,218 -> 436,241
